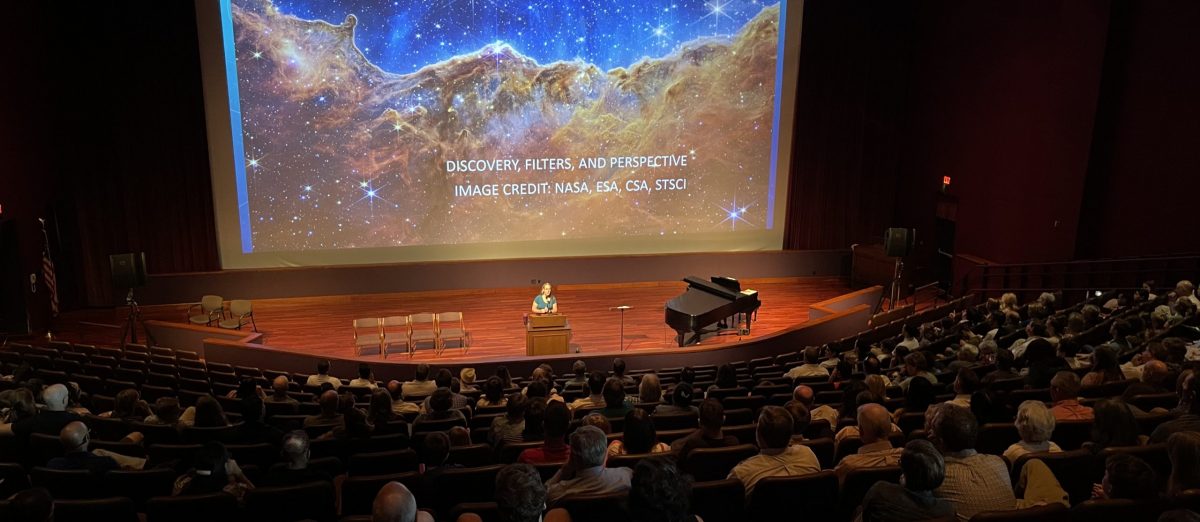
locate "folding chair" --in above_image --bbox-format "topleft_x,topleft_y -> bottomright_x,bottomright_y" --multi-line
437,312 -> 470,355
408,313 -> 439,356
381,316 -> 410,358
352,318 -> 382,357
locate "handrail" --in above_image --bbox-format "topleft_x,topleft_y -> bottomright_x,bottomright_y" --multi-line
956,253 -> 1200,301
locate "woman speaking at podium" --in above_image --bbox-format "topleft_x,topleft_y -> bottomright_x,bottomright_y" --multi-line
531,282 -> 558,314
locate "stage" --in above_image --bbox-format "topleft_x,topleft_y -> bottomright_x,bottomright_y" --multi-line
51,276 -> 851,364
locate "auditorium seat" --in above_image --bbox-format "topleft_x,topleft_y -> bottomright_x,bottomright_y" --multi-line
427,464 -> 504,515
1069,498 -> 1172,522
681,444 -> 757,481
451,501 -> 500,522
722,395 -> 766,412
839,466 -> 902,520
746,470 -> 837,521
30,467 -> 100,499
53,497 -> 138,522
244,480 -> 337,522
977,423 -> 1021,456
0,462 -> 32,498
146,443 -> 203,471
226,442 -> 278,469
1101,444 -> 1171,489
722,408 -> 755,425
347,449 -> 418,476
448,443 -> 493,467
498,441 -> 543,464
551,491 -> 629,522
796,437 -> 835,469
970,502 -> 1067,522
1050,420 -> 1094,451
723,423 -> 758,445
145,491 -> 239,522
689,479 -> 745,522
805,418 -> 834,440
103,468 -> 176,509
606,451 -> 675,469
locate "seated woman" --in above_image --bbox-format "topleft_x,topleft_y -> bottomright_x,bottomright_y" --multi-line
1082,346 -> 1126,387
1083,399 -> 1147,452
609,408 -> 670,455
172,441 -> 255,500
477,376 -> 508,409
1004,400 -> 1062,465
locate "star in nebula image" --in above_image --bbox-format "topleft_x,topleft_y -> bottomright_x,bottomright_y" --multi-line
229,0 -> 785,252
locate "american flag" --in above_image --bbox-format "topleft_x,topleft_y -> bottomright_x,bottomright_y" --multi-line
41,222 -> 58,316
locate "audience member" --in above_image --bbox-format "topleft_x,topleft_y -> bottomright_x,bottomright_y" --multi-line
45,421 -> 119,474
581,412 -> 612,434
654,383 -> 697,415
859,440 -> 955,522
235,396 -> 284,444
728,406 -> 819,494
518,400 -> 571,463
372,480 -> 432,522
419,431 -> 461,478
610,408 -> 670,455
262,430 -> 333,486
172,441 -> 255,499
899,353 -> 937,391
478,376 -> 509,408
459,368 -> 479,392
496,366 -> 515,389
1050,371 -> 1093,421
1167,431 -> 1200,495
493,463 -> 568,522
448,426 -> 472,447
385,381 -> 421,415
568,372 -> 606,411
629,458 -> 694,522
671,398 -> 739,463
368,389 -> 407,435
636,373 -> 662,406
794,384 -> 838,429
545,425 -> 633,504
1003,401 -> 1061,464
930,404 -> 1016,519
1151,373 -> 1200,443
0,388 -> 37,436
305,360 -> 342,389
981,348 -> 1018,385
1093,454 -> 1158,500
521,399 -> 547,442
784,401 -> 812,443
193,394 -> 231,427
414,387 -> 467,424
835,403 -> 903,483
1086,399 -> 1146,450
490,393 -> 528,446
1083,346 -> 1125,387
305,390 -> 345,428
99,388 -> 150,421
7,488 -> 54,522
946,368 -> 978,409
266,375 -> 300,406
1023,338 -> 1068,389
600,378 -> 633,419
12,384 -> 80,440
785,347 -> 830,380
565,360 -> 589,390
402,364 -> 437,398
421,369 -> 473,412
349,363 -> 379,389
612,359 -> 636,386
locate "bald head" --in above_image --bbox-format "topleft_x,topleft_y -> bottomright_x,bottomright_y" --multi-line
1143,360 -> 1169,385
372,481 -> 418,522
857,403 -> 892,444
793,385 -> 814,407
60,421 -> 89,452
43,384 -> 69,411
272,376 -> 290,394
319,390 -> 339,413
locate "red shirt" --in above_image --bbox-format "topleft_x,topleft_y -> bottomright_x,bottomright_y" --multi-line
518,443 -> 570,464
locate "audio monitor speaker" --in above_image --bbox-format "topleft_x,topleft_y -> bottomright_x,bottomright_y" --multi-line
884,228 -> 915,258
109,252 -> 147,289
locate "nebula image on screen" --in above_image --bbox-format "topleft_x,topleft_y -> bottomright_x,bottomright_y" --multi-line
225,0 -> 787,252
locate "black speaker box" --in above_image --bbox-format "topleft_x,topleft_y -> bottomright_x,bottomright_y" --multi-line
109,252 -> 147,289
884,228 -> 915,258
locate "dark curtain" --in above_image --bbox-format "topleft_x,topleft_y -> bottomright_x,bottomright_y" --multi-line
783,1 -> 916,250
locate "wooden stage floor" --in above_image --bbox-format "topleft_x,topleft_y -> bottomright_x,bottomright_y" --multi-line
51,277 -> 850,364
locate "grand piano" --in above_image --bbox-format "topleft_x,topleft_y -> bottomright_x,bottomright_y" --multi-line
665,276 -> 761,347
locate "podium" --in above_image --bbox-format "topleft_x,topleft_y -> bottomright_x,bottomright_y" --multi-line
526,314 -> 571,356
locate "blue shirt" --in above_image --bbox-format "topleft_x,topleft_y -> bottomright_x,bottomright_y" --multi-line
534,294 -> 556,311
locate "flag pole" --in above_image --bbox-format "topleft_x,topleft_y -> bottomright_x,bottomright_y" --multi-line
39,217 -> 58,341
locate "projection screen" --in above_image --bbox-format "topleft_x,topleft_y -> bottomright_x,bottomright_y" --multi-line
196,0 -> 804,268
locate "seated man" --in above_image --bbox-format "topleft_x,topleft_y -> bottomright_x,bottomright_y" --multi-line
420,369 -> 472,412
518,401 -> 571,464
304,390 -> 344,428
414,388 -> 467,425
568,372 -> 607,412
419,431 -> 462,479
402,363 -> 437,399
265,375 -> 299,406
235,396 -> 284,445
794,384 -> 838,430
859,440 -> 955,522
385,381 -> 421,415
945,368 -> 978,409
12,384 -> 81,439
45,421 -> 119,475
373,480 -> 433,522
784,347 -> 830,380
670,398 -> 740,465
545,425 -> 633,504
1150,374 -> 1200,443
1093,454 -> 1159,501
784,401 -> 811,444
1049,371 -> 1093,421
564,360 -> 589,390
1121,360 -> 1171,402
611,358 -> 636,386
653,383 -> 697,416
481,463 -> 569,522
598,378 -> 632,419
728,405 -> 820,495
262,430 -> 333,486
835,403 -> 903,483
305,360 -> 341,389
349,363 -> 379,390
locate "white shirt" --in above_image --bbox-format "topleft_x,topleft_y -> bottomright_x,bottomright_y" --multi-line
784,364 -> 829,380
348,378 -> 378,390
305,374 -> 341,389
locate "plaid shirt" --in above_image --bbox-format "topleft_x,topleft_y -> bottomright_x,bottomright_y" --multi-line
935,450 -> 1016,521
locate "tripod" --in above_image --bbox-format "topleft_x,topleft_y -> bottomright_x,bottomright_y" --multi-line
119,288 -> 154,347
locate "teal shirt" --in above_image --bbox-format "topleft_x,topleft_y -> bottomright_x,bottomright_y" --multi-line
534,294 -> 557,311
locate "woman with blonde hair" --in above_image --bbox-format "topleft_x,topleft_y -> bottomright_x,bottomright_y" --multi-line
531,282 -> 558,314
999,292 -> 1020,314
1004,400 -> 1062,464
